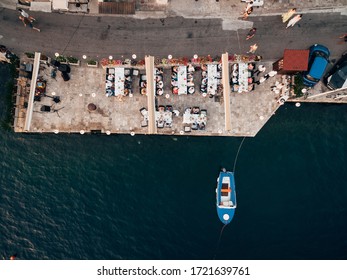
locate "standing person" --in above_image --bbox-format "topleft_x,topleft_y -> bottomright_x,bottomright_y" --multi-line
246,28 -> 257,40
245,1 -> 254,12
18,8 -> 36,22
253,64 -> 266,76
242,6 -> 253,20
19,16 -> 40,32
281,8 -> 296,23
247,43 -> 258,54
286,14 -> 302,29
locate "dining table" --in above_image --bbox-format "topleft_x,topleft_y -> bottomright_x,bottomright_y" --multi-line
177,66 -> 187,95
155,111 -> 172,123
114,67 -> 125,96
238,63 -> 248,92
183,112 -> 207,125
207,64 -> 218,96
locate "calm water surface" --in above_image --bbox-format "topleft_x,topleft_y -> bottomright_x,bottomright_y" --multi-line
1,64 -> 347,260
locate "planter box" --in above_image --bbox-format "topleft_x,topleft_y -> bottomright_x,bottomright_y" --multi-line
87,61 -> 98,68
68,60 -> 80,66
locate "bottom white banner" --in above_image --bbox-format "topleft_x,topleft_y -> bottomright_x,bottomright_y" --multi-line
1,260 -> 346,280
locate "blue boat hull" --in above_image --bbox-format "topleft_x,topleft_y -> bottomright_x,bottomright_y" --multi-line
216,171 -> 236,224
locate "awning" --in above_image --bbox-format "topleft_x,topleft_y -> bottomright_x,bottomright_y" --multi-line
52,0 -> 68,10
273,49 -> 309,73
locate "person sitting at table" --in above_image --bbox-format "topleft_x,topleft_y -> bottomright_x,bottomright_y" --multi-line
199,122 -> 206,130
249,84 -> 255,91
248,63 -> 255,70
192,107 -> 200,114
188,64 -> 195,72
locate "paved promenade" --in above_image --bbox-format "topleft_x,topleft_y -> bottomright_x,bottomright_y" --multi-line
2,0 -> 347,18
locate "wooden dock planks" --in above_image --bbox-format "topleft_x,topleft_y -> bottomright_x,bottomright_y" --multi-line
98,1 -> 135,15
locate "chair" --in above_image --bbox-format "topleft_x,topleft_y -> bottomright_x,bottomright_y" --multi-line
133,69 -> 139,76
173,110 -> 180,117
158,105 -> 165,112
184,126 -> 191,132
200,109 -> 207,116
191,122 -> 198,130
139,107 -> 147,116
185,107 -> 192,114
157,121 -> 164,128
141,120 -> 148,127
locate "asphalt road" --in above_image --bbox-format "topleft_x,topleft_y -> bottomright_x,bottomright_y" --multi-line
0,8 -> 346,61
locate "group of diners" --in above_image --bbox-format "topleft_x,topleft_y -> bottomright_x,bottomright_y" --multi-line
139,74 -> 147,95
155,68 -> 164,96
200,63 -> 223,97
139,105 -> 174,128
183,106 -> 207,131
230,62 -> 255,93
139,68 -> 164,96
171,64 -> 195,95
105,68 -> 133,97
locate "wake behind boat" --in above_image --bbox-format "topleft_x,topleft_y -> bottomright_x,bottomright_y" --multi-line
216,169 -> 236,224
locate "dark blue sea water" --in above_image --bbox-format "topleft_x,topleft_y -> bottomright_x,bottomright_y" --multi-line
1,64 -> 347,260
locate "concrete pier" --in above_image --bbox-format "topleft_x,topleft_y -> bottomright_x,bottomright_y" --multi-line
14,53 -> 284,137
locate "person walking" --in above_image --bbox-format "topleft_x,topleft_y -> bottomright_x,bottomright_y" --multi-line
247,43 -> 258,54
246,28 -> 257,40
339,33 -> 347,43
242,7 -> 253,20
19,16 -> 40,32
245,1 -> 254,12
281,8 -> 296,23
253,64 -> 266,76
286,14 -> 302,29
18,8 -> 36,22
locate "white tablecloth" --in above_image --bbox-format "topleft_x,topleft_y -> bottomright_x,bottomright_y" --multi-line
177,66 -> 187,95
155,111 -> 172,123
183,112 -> 207,125
238,63 -> 248,92
114,67 -> 125,96
207,64 -> 217,96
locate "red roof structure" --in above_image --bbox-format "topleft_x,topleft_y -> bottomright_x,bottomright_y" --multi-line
273,49 -> 309,73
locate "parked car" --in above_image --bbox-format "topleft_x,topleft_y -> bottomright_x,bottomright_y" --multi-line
323,51 -> 347,90
302,44 -> 330,87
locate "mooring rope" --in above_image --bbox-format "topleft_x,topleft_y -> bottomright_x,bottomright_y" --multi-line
233,137 -> 246,175
213,138 -> 246,259
213,224 -> 228,259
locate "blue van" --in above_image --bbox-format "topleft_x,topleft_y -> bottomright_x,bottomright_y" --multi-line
302,44 -> 330,87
